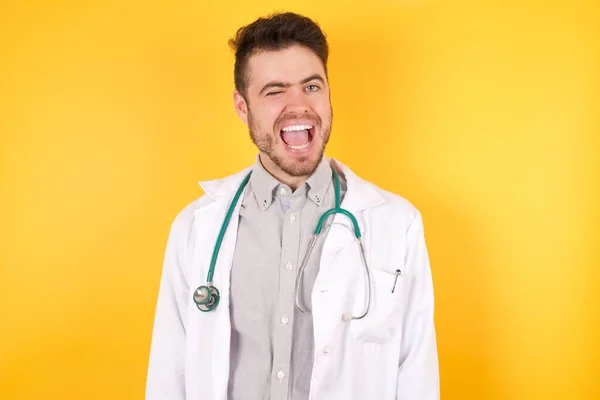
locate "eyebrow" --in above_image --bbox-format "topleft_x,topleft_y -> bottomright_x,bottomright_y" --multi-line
258,74 -> 325,96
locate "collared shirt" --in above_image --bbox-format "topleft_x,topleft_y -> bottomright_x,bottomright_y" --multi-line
227,155 -> 344,400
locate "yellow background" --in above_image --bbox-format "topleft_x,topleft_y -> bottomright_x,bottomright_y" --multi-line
1,1 -> 598,399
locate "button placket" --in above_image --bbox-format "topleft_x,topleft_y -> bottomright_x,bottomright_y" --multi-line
270,186 -> 304,400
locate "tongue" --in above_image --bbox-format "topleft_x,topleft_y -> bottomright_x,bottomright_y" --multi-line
281,130 -> 310,146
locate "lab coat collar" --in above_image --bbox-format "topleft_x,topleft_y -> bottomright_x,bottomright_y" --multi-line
197,156 -> 385,213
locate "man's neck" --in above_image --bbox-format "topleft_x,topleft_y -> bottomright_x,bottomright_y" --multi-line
258,153 -> 307,191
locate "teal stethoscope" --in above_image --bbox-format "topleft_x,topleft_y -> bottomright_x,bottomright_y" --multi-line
192,168 -> 372,321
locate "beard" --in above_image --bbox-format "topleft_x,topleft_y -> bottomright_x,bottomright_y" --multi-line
247,109 -> 332,178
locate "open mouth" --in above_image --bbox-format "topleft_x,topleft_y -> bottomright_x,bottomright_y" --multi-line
280,124 -> 315,151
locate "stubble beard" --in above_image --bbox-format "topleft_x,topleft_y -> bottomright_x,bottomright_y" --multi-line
247,110 -> 332,178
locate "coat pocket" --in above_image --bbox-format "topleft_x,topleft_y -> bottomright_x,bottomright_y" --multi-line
347,267 -> 405,344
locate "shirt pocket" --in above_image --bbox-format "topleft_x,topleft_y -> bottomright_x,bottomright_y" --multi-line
347,266 -> 405,344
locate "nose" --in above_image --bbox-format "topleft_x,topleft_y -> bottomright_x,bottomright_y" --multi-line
284,87 -> 310,114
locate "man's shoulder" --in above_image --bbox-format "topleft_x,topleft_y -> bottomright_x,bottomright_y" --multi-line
341,159 -> 418,218
165,196 -> 209,238
167,166 -> 251,232
335,158 -> 419,217
367,179 -> 421,222
379,184 -> 418,212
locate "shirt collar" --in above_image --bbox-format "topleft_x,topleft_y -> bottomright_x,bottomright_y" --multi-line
249,154 -> 332,211
249,155 -> 281,211
305,155 -> 333,207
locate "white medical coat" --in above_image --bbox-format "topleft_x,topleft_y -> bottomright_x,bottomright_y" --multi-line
145,159 -> 440,399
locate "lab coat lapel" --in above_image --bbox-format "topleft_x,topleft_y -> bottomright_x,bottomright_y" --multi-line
310,159 -> 385,344
315,159 -> 385,288
189,167 -> 251,400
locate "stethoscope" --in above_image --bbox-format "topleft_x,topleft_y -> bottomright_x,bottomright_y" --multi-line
192,167 -> 372,322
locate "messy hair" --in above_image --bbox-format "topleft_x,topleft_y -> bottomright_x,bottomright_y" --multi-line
228,12 -> 329,97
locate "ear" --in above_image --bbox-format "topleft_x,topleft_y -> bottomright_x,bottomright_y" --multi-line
233,90 -> 249,125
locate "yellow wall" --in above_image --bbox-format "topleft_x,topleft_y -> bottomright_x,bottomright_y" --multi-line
1,1 -> 598,399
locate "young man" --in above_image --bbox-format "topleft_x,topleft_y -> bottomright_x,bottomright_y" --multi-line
146,12 -> 439,400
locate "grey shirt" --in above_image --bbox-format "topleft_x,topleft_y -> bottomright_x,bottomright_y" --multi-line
227,155 -> 343,400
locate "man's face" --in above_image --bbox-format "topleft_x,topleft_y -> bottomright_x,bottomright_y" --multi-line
234,44 -> 332,179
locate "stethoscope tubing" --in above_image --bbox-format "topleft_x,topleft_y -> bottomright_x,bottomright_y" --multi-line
193,167 -> 372,320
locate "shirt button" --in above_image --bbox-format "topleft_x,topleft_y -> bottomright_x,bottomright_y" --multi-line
284,262 -> 293,271
277,371 -> 285,380
281,316 -> 289,325
280,187 -> 288,195
323,346 -> 332,354
289,213 -> 296,222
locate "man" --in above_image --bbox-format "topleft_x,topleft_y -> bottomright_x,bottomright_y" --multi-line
146,12 -> 439,400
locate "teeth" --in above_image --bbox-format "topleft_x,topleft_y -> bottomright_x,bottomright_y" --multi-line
288,142 -> 310,150
281,124 -> 313,132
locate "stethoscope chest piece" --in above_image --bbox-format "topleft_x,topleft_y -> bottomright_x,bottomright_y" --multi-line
193,285 -> 220,312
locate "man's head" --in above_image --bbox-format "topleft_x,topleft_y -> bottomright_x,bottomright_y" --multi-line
229,12 -> 333,185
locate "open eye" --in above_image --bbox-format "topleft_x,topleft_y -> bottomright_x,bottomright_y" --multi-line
305,84 -> 320,92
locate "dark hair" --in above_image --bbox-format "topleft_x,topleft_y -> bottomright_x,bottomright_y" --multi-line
228,12 -> 329,97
